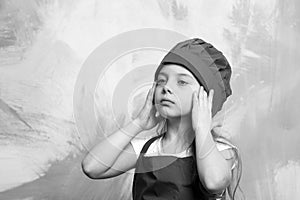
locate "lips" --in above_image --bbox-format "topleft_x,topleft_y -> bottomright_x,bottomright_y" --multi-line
160,98 -> 175,104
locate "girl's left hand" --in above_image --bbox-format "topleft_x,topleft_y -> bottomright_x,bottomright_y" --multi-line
191,86 -> 214,135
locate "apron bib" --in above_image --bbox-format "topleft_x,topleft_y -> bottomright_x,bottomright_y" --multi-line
132,135 -> 225,200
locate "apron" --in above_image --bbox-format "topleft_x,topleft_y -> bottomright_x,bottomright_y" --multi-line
132,135 -> 226,200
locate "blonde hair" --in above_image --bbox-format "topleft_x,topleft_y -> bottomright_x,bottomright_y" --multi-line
155,117 -> 167,136
212,132 -> 244,200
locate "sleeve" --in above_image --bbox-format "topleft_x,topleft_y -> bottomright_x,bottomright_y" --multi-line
215,140 -> 238,170
130,137 -> 150,158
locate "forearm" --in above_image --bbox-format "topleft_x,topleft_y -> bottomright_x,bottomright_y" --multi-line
195,130 -> 231,193
82,119 -> 142,174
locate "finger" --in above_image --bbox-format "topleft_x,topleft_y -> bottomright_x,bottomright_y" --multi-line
151,81 -> 157,105
152,81 -> 157,89
145,89 -> 152,105
208,89 -> 214,110
192,91 -> 198,107
146,81 -> 156,104
199,86 -> 204,107
203,88 -> 208,107
192,92 -> 198,119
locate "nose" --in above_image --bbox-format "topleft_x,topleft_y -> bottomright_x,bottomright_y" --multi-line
162,84 -> 173,94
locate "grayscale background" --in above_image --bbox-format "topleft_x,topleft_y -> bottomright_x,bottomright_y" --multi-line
0,0 -> 299,199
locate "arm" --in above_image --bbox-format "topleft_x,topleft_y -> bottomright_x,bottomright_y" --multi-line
82,81 -> 160,179
192,87 -> 233,194
81,120 -> 142,179
194,130 -> 233,194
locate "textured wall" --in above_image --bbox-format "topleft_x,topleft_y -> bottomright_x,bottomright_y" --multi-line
0,0 -> 299,199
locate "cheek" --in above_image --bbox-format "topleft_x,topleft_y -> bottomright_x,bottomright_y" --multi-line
177,91 -> 194,111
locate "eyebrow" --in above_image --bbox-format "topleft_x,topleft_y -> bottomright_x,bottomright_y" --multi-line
158,72 -> 194,79
177,73 -> 193,78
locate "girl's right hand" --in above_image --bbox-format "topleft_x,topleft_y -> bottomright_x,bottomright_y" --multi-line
134,82 -> 162,130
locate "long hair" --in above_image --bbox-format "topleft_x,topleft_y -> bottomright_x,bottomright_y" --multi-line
212,133 -> 244,200
155,119 -> 244,200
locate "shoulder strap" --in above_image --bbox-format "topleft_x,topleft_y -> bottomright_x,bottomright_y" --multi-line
214,136 -> 240,170
214,136 -> 237,150
140,134 -> 163,154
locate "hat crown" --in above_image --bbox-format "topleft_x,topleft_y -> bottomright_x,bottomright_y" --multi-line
169,38 -> 232,97
154,38 -> 232,116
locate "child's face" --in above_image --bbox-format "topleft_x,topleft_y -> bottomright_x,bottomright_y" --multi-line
154,64 -> 200,118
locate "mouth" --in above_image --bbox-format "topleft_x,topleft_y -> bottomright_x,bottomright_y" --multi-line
160,99 -> 175,104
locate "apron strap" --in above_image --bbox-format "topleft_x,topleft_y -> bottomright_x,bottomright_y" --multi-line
140,134 -> 164,154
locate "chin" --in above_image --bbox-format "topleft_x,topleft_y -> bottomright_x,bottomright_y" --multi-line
157,110 -> 174,118
156,104 -> 191,118
157,110 -> 182,119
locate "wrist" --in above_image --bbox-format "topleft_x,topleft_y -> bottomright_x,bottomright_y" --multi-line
195,129 -> 216,157
195,128 -> 214,144
131,119 -> 144,133
119,119 -> 143,139
197,144 -> 216,160
195,127 -> 211,138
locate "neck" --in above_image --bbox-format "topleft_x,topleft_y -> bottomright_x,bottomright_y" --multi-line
162,115 -> 195,151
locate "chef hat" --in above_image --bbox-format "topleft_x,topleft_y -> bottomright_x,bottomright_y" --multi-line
154,38 -> 232,116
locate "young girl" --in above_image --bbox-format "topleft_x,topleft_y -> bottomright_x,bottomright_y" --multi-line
82,38 -> 242,200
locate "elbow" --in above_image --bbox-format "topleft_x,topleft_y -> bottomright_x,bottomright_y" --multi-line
203,173 -> 231,193
81,158 -> 101,179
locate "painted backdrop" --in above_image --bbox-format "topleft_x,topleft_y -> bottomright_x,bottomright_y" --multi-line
0,0 -> 299,199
